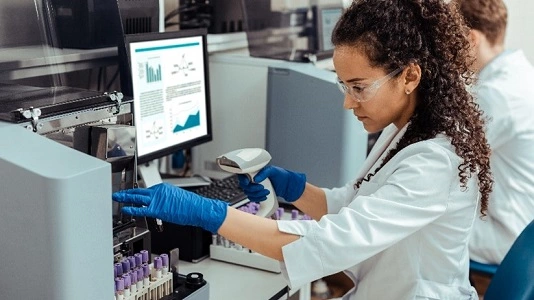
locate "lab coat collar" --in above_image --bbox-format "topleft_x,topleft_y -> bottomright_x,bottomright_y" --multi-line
478,49 -> 526,82
355,123 -> 409,181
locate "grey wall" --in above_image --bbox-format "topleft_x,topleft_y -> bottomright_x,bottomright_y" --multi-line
504,0 -> 534,62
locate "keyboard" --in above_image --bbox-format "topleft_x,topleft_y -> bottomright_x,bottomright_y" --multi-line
190,174 -> 248,206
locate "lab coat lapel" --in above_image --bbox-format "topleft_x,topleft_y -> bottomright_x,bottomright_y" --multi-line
355,124 -> 408,180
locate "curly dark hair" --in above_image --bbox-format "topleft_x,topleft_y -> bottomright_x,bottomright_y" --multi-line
332,0 -> 493,216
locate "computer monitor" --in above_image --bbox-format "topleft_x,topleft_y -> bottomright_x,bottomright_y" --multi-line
314,5 -> 344,53
119,28 -> 212,187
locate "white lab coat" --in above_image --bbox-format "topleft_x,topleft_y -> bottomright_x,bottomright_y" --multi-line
469,49 -> 534,264
277,124 -> 479,300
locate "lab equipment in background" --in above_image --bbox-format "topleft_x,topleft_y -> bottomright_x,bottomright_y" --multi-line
310,4 -> 344,58
0,84 -> 147,299
241,0 -> 344,62
42,0 -> 161,50
118,28 -> 214,261
266,64 -> 368,189
166,0 -> 245,34
206,0 -> 245,34
118,0 -> 162,34
216,148 -> 279,218
244,0 -> 312,62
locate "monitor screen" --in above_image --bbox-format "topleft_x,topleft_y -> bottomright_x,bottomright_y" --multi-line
120,28 -> 212,166
316,6 -> 343,52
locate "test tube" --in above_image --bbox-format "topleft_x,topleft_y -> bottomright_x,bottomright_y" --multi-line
212,234 -> 218,246
291,209 -> 299,220
128,256 -> 136,269
134,253 -> 143,268
136,268 -> 144,290
122,273 -> 131,298
142,263 -> 150,287
140,250 -> 149,264
153,256 -> 162,279
223,237 -> 230,248
121,259 -> 131,274
114,263 -> 124,277
115,277 -> 124,300
278,207 -> 284,219
129,271 -> 138,293
160,254 -> 169,275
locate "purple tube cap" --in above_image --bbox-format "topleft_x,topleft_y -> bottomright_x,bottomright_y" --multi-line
121,259 -> 131,273
160,254 -> 169,267
128,256 -> 136,269
137,267 -> 144,279
130,270 -> 138,283
122,273 -> 131,287
115,277 -> 124,291
154,256 -> 162,269
142,263 -> 150,277
134,253 -> 143,266
114,263 -> 123,277
140,250 -> 149,263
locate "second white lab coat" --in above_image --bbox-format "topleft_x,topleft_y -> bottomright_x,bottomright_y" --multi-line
277,124 -> 479,300
469,49 -> 534,264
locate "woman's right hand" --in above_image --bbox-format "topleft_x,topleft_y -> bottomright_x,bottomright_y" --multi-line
237,165 -> 306,203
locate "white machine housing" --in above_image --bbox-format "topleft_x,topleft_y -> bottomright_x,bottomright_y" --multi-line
0,122 -> 114,299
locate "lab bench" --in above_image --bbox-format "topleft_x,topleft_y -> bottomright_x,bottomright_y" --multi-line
179,258 -> 311,300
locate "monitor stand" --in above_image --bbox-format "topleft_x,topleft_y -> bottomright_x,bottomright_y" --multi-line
138,159 -> 212,188
138,160 -> 163,188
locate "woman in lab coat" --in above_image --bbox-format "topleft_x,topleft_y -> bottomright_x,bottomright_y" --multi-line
113,0 -> 493,299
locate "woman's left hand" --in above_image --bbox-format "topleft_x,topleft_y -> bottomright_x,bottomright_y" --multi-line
112,183 -> 228,233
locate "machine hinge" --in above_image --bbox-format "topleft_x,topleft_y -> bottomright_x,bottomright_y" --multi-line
105,91 -> 125,115
18,107 -> 42,132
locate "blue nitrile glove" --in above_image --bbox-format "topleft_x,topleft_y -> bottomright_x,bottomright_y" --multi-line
112,183 -> 228,233
238,165 -> 306,203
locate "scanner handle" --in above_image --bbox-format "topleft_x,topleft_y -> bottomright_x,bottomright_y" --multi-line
249,171 -> 279,218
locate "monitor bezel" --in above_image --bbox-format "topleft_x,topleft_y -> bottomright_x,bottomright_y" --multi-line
119,28 -> 213,165
314,5 -> 344,54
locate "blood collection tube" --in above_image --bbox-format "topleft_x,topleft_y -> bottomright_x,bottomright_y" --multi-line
122,273 -> 131,298
277,207 -> 284,219
115,277 -> 125,300
140,250 -> 149,264
134,253 -> 143,268
153,256 -> 162,279
142,263 -> 150,287
129,271 -> 138,293
121,259 -> 131,274
115,263 -> 124,277
136,268 -> 144,290
160,253 -> 169,275
128,256 -> 136,269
